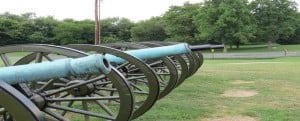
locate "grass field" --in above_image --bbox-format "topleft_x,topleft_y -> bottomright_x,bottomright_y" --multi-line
1,51 -> 300,121
203,44 -> 300,53
136,57 -> 300,121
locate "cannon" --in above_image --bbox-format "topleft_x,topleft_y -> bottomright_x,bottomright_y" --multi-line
0,46 -> 135,121
0,42 -> 223,121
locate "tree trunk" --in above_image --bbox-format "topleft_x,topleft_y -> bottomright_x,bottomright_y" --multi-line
223,43 -> 227,53
94,0 -> 100,45
236,41 -> 240,49
268,40 -> 272,51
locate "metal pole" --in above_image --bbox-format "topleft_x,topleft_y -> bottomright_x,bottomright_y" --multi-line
94,0 -> 100,45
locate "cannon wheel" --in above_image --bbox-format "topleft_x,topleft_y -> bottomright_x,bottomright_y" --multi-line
102,43 -> 179,99
65,44 -> 161,119
0,81 -> 45,121
0,44 -> 134,121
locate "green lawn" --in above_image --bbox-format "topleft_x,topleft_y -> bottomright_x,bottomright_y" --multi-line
136,57 -> 300,121
202,44 -> 300,53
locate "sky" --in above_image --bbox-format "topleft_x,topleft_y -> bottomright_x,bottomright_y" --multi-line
1,0 -> 300,22
0,0 -> 202,22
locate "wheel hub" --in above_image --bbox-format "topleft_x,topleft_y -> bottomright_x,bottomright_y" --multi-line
67,80 -> 95,97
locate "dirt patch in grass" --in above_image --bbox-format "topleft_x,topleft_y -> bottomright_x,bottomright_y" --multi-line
222,89 -> 258,97
232,80 -> 254,85
202,116 -> 259,121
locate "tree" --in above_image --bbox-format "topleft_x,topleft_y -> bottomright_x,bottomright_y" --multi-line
30,16 -> 59,44
0,18 -> 31,44
54,19 -> 94,44
286,14 -> 300,44
100,17 -> 134,43
250,0 -> 298,49
131,17 -> 166,41
194,0 -> 255,51
0,18 -> 14,45
0,22 -> 10,45
163,2 -> 201,44
0,12 -> 38,44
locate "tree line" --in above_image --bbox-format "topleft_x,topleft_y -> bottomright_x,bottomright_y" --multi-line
1,0 -> 300,50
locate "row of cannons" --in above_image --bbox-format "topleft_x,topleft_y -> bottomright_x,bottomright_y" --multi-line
0,41 -> 223,121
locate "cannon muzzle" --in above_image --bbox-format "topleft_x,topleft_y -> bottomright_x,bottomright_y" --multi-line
190,44 -> 224,51
0,54 -> 111,84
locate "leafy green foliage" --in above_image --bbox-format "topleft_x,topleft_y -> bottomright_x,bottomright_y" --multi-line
163,2 -> 201,44
131,17 -> 166,41
31,16 -> 59,44
54,19 -> 94,44
1,1 -> 300,46
194,0 -> 256,49
101,17 -> 134,43
250,0 -> 299,48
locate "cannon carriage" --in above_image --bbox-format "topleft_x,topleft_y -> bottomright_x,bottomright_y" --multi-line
0,42 -> 223,121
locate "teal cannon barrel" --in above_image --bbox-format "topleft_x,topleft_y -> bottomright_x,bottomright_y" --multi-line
105,43 -> 191,64
104,43 -> 224,64
0,54 -> 111,85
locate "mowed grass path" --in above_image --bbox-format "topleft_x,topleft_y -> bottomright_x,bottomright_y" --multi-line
136,57 -> 300,121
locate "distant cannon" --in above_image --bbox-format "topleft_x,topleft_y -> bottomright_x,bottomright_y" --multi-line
190,44 -> 225,51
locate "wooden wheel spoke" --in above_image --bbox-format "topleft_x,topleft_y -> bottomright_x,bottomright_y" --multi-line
131,79 -> 148,84
127,76 -> 146,81
0,54 -> 12,66
35,52 -> 44,63
62,101 -> 74,116
46,96 -> 120,102
44,108 -> 69,121
38,79 -> 56,92
156,72 -> 171,75
129,82 -> 148,94
47,104 -> 116,120
94,81 -> 112,86
127,73 -> 145,76
56,92 -> 70,99
82,101 -> 90,121
96,87 -> 117,91
44,75 -> 106,96
94,92 -> 121,104
148,60 -> 163,66
116,62 -> 131,69
152,66 -> 168,69
127,67 -> 140,73
92,98 -> 116,117
43,54 -> 53,61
